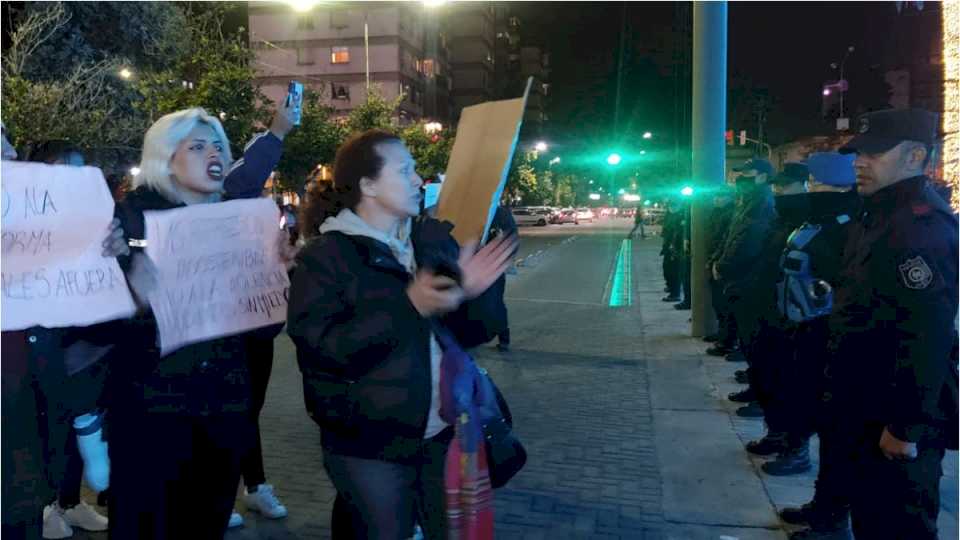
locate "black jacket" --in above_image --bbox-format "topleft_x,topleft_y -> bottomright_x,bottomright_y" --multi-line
111,187 -> 251,416
660,210 -> 682,257
794,190 -> 860,288
287,217 -> 501,463
827,177 -> 958,444
706,203 -> 735,268
715,184 -> 776,297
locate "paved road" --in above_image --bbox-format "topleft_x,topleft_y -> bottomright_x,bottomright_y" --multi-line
72,218 -> 957,539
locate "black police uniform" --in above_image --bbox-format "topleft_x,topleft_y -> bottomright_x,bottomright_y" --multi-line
772,190 -> 860,520
660,208 -> 683,298
706,201 -> 737,347
826,175 -> 958,539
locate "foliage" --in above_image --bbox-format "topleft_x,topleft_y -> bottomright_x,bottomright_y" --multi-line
504,150 -> 540,205
274,88 -> 345,194
344,86 -> 402,135
400,122 -> 455,181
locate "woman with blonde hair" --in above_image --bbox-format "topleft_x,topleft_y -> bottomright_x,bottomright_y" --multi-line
107,106 -> 292,538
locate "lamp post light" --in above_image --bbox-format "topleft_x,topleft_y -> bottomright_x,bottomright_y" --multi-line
642,131 -> 653,139
119,68 -> 133,80
534,141 -> 548,152
831,45 -> 855,120
549,156 -> 561,165
424,122 -> 443,133
606,153 -> 622,166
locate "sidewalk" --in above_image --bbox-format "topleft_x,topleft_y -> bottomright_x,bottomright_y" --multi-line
632,234 -> 959,540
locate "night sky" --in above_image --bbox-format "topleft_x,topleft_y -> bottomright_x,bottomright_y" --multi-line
514,1 -> 902,162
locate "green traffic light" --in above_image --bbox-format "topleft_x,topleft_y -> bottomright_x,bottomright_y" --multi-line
606,153 -> 622,166
643,199 -> 652,206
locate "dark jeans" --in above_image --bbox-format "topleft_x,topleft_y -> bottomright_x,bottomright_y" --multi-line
848,423 -> 945,540
662,255 -> 680,296
679,256 -> 691,304
241,337 -> 275,489
57,362 -> 108,507
323,427 -> 453,540
731,298 -> 785,427
108,413 -> 252,540
812,422 -> 851,516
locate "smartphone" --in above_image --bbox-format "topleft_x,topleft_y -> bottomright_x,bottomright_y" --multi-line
285,81 -> 303,126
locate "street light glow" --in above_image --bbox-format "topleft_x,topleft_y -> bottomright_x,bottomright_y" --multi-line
424,122 -> 443,133
606,153 -> 622,166
589,193 -> 602,200
119,68 -> 133,79
681,186 -> 694,197
535,141 -> 548,152
549,156 -> 561,165
823,88 -> 831,96
623,194 -> 641,202
642,132 -> 652,139
640,150 -> 647,155
129,166 -> 141,176
286,0 -> 319,12
423,0 -> 448,6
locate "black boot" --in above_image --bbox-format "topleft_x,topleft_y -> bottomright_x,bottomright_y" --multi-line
745,432 -> 786,455
725,351 -> 747,363
780,501 -> 817,525
763,445 -> 812,476
735,402 -> 765,418
788,528 -> 852,540
781,501 -> 850,531
706,344 -> 734,356
674,302 -> 691,310
662,295 -> 680,302
728,387 -> 757,403
702,334 -> 720,343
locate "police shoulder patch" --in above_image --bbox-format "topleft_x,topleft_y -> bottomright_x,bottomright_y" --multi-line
898,256 -> 934,290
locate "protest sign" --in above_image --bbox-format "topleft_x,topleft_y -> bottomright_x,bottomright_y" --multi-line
143,198 -> 289,354
1,162 -> 136,331
437,78 -> 531,245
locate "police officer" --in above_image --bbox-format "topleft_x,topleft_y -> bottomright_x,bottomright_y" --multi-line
826,109 -> 958,539
772,152 -> 861,539
661,199 -> 683,302
704,186 -> 738,355
675,199 -> 693,310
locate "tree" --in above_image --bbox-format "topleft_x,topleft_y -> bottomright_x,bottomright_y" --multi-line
344,86 -> 401,135
400,122 -> 455,181
274,88 -> 345,194
504,150 -> 539,205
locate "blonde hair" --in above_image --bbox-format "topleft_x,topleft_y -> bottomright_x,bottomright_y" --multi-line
135,108 -> 233,203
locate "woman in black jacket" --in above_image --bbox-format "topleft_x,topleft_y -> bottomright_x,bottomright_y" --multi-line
107,107 -> 290,539
288,130 -> 515,539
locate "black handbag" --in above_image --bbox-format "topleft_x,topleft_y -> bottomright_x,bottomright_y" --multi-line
475,367 -> 527,489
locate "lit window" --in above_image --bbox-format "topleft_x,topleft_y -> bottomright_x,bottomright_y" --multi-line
331,46 -> 350,64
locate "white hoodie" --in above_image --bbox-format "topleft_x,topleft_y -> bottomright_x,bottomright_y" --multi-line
319,209 -> 449,439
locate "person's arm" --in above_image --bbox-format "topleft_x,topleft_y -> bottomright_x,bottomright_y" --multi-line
882,219 -> 959,443
286,241 -> 422,379
223,108 -> 296,200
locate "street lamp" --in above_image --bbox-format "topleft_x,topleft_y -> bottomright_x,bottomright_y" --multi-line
606,153 -> 622,166
822,88 -> 831,96
640,150 -> 646,155
424,122 -> 443,133
287,0 -> 318,12
535,141 -> 548,152
681,186 -> 694,197
119,68 -> 133,80
831,45 -> 855,120
642,132 -> 653,139
129,166 -> 141,176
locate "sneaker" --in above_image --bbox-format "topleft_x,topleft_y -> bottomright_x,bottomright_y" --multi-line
228,511 -> 244,529
728,388 -> 757,403
763,446 -> 812,476
244,484 -> 288,519
734,370 -> 750,384
735,403 -> 764,418
62,501 -> 108,532
42,504 -> 73,540
725,351 -> 747,363
74,412 -> 109,492
745,432 -> 787,456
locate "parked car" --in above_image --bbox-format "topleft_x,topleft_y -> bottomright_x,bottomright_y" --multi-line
550,208 -> 579,225
575,208 -> 595,222
512,207 -> 550,226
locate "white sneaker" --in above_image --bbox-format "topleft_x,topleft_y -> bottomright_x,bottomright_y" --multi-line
243,484 -> 288,519
62,501 -> 108,532
42,504 -> 73,540
74,412 -> 109,492
228,511 -> 244,529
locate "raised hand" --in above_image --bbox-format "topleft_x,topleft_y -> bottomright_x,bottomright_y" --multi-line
407,270 -> 465,317
458,234 -> 519,299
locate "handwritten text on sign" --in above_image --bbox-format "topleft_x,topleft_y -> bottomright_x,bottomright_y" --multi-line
144,198 -> 289,354
1,162 -> 136,330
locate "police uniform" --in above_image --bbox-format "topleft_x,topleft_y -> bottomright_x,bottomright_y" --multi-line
826,109 -> 959,539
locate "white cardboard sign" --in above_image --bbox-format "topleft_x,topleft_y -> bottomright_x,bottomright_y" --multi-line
1,162 -> 137,331
143,198 -> 289,355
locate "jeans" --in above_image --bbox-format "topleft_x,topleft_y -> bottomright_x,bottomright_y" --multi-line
323,428 -> 453,540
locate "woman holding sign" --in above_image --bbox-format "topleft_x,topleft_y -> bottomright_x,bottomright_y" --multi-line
107,106 -> 293,539
288,130 -> 517,539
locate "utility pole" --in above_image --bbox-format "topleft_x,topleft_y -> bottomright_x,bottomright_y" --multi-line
690,1 -> 727,338
364,10 -> 371,92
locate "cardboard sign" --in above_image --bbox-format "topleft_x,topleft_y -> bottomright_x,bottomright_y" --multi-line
1,162 -> 136,331
437,79 -> 531,245
144,198 -> 289,354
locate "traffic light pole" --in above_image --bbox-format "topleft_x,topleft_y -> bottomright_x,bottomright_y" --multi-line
690,1 -> 727,337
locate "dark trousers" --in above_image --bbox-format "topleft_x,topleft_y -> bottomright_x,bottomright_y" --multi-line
709,279 -> 737,347
662,255 -> 680,296
679,256 -> 691,304
848,423 -> 945,540
490,275 -> 510,346
57,362 -> 108,507
241,337 -> 275,489
811,422 -> 851,517
323,428 -> 453,540
108,413 -> 252,540
732,298 -> 785,428
775,321 -> 830,446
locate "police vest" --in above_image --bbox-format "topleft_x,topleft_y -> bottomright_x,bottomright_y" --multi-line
776,220 -> 841,323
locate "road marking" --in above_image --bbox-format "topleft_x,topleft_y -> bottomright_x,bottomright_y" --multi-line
605,239 -> 633,307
